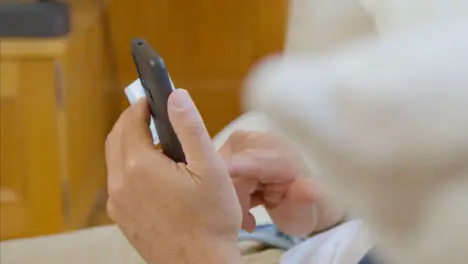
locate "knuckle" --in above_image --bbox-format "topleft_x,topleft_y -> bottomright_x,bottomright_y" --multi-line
124,155 -> 146,175
105,133 -> 113,150
107,178 -> 125,203
107,179 -> 121,197
106,182 -> 127,221
106,199 -> 117,220
106,172 -> 125,198
247,151 -> 266,175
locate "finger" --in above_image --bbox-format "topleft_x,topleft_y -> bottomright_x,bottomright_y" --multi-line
167,89 -> 218,168
233,178 -> 260,233
105,111 -> 126,197
120,98 -> 154,155
278,178 -> 316,206
220,130 -> 251,154
242,212 -> 257,233
262,183 -> 291,208
105,112 -> 124,178
264,178 -> 316,212
105,112 -> 128,221
218,130 -> 249,158
226,150 -> 298,183
267,178 -> 317,237
233,178 -> 257,212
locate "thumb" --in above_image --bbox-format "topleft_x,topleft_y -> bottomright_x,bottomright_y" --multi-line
168,89 -> 217,168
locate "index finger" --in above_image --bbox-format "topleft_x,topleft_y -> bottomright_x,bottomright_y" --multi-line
226,150 -> 299,183
120,98 -> 156,156
105,112 -> 125,179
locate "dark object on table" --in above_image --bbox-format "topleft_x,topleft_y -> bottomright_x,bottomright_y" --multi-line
0,1 -> 70,38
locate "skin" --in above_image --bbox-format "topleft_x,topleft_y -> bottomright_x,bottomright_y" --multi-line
105,89 -> 343,263
220,131 -> 344,237
105,89 -> 242,264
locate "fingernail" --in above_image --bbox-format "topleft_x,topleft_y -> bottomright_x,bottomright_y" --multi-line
171,89 -> 194,110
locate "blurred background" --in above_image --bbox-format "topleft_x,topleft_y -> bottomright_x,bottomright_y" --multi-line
0,0 -> 287,240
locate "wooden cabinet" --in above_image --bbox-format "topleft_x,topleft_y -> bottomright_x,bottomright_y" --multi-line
0,59 -> 62,240
0,1 -> 118,240
107,0 -> 288,135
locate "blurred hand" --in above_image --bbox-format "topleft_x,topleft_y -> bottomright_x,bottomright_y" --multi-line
105,89 -> 242,264
219,131 -> 320,237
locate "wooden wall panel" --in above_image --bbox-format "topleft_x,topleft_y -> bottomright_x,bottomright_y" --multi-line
1,0 -> 120,239
107,0 -> 287,135
0,59 -> 62,240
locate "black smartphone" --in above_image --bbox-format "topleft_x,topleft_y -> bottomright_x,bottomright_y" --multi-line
131,38 -> 186,163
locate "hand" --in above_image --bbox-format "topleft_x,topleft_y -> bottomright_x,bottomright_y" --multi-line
105,89 -> 242,264
219,131 -> 344,237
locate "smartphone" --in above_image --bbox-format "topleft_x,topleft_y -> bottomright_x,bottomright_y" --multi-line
131,38 -> 186,163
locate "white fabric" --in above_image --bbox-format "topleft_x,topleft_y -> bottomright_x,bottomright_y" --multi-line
245,5 -> 468,264
124,79 -> 160,145
281,220 -> 373,264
